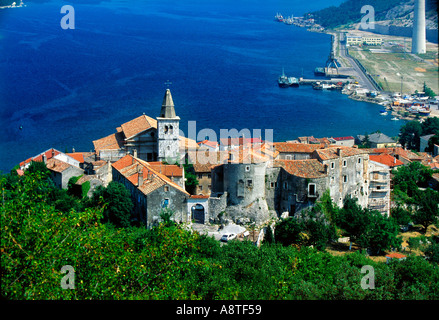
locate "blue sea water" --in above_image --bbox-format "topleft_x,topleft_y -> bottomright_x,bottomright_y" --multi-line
0,0 -> 404,172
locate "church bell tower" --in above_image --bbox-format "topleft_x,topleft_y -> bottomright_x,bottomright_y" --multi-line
157,89 -> 180,163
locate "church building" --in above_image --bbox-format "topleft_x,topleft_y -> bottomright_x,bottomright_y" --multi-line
92,89 -> 197,163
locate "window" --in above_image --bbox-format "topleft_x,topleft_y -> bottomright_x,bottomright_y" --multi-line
358,158 -> 361,164
161,199 -> 169,208
284,182 -> 288,189
331,162 -> 335,169
164,186 -> 169,192
308,183 -> 317,197
285,155 -> 292,160
245,166 -> 250,172
208,185 -> 211,191
164,125 -> 168,133
343,160 -> 347,167
207,174 -> 211,179
198,174 -> 203,179
247,179 -> 253,187
199,185 -> 203,191
237,180 -> 244,197
343,175 -> 348,183
169,125 -> 173,134
331,176 -> 335,184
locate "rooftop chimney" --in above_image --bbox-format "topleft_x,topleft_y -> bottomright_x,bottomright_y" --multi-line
137,165 -> 143,186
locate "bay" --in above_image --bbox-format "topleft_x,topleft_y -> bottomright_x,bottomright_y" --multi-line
0,0 -> 404,172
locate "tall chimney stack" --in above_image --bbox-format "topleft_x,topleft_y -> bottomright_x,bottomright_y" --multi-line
412,0 -> 426,54
137,165 -> 143,186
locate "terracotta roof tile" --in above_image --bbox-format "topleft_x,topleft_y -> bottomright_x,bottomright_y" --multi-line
112,155 -> 189,196
274,142 -> 324,153
66,152 -> 85,163
46,158 -> 72,173
370,154 -> 404,168
314,147 -> 366,161
274,159 -> 327,179
120,114 -> 157,139
92,132 -> 124,152
145,161 -> 184,177
20,148 -> 61,168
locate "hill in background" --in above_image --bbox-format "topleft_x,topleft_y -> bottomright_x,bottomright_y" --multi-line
307,0 -> 438,30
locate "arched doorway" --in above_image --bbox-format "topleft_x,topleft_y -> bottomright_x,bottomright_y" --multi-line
191,203 -> 205,224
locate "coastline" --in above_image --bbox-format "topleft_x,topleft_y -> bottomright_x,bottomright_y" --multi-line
306,27 -> 438,121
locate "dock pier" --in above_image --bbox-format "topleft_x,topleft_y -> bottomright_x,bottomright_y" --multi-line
299,78 -> 351,85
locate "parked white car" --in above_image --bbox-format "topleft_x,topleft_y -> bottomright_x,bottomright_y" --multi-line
220,233 -> 237,242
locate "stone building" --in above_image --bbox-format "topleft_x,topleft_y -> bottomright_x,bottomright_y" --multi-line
209,144 -> 378,224
272,159 -> 328,215
93,89 -> 197,163
273,142 -> 323,160
112,154 -> 189,227
312,147 -> 369,208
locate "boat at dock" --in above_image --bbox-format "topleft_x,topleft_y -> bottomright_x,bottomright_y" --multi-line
284,16 -> 293,25
289,77 -> 299,87
278,69 -> 289,87
391,117 -> 399,121
278,69 -> 299,88
275,13 -> 284,22
314,67 -> 325,76
418,107 -> 431,116
380,110 -> 388,116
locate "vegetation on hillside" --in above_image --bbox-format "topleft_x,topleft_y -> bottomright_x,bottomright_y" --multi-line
306,0 -> 405,29
307,0 -> 438,29
1,166 -> 438,300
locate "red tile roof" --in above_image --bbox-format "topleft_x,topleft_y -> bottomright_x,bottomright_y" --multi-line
146,161 -> 184,177
197,140 -> 218,148
92,132 -> 124,152
370,154 -> 404,168
274,159 -> 327,179
386,252 -> 406,259
19,148 -> 61,168
112,155 -> 189,196
274,142 -> 324,153
120,114 -> 157,139
430,162 -> 439,170
66,152 -> 85,163
314,147 -> 366,161
190,195 -> 210,199
332,136 -> 355,141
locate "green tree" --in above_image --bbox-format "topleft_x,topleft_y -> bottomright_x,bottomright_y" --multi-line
426,131 -> 439,153
412,189 -> 439,233
423,82 -> 437,98
398,120 -> 422,150
336,197 -> 371,250
365,210 -> 401,255
27,160 -> 50,176
274,217 -> 305,247
90,181 -> 134,228
263,225 -> 275,244
359,133 -> 372,149
295,208 -> 337,251
392,161 -> 433,195
390,206 -> 412,227
182,163 -> 199,194
421,117 -> 439,136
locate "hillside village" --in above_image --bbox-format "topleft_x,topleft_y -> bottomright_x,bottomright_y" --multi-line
17,89 -> 439,236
